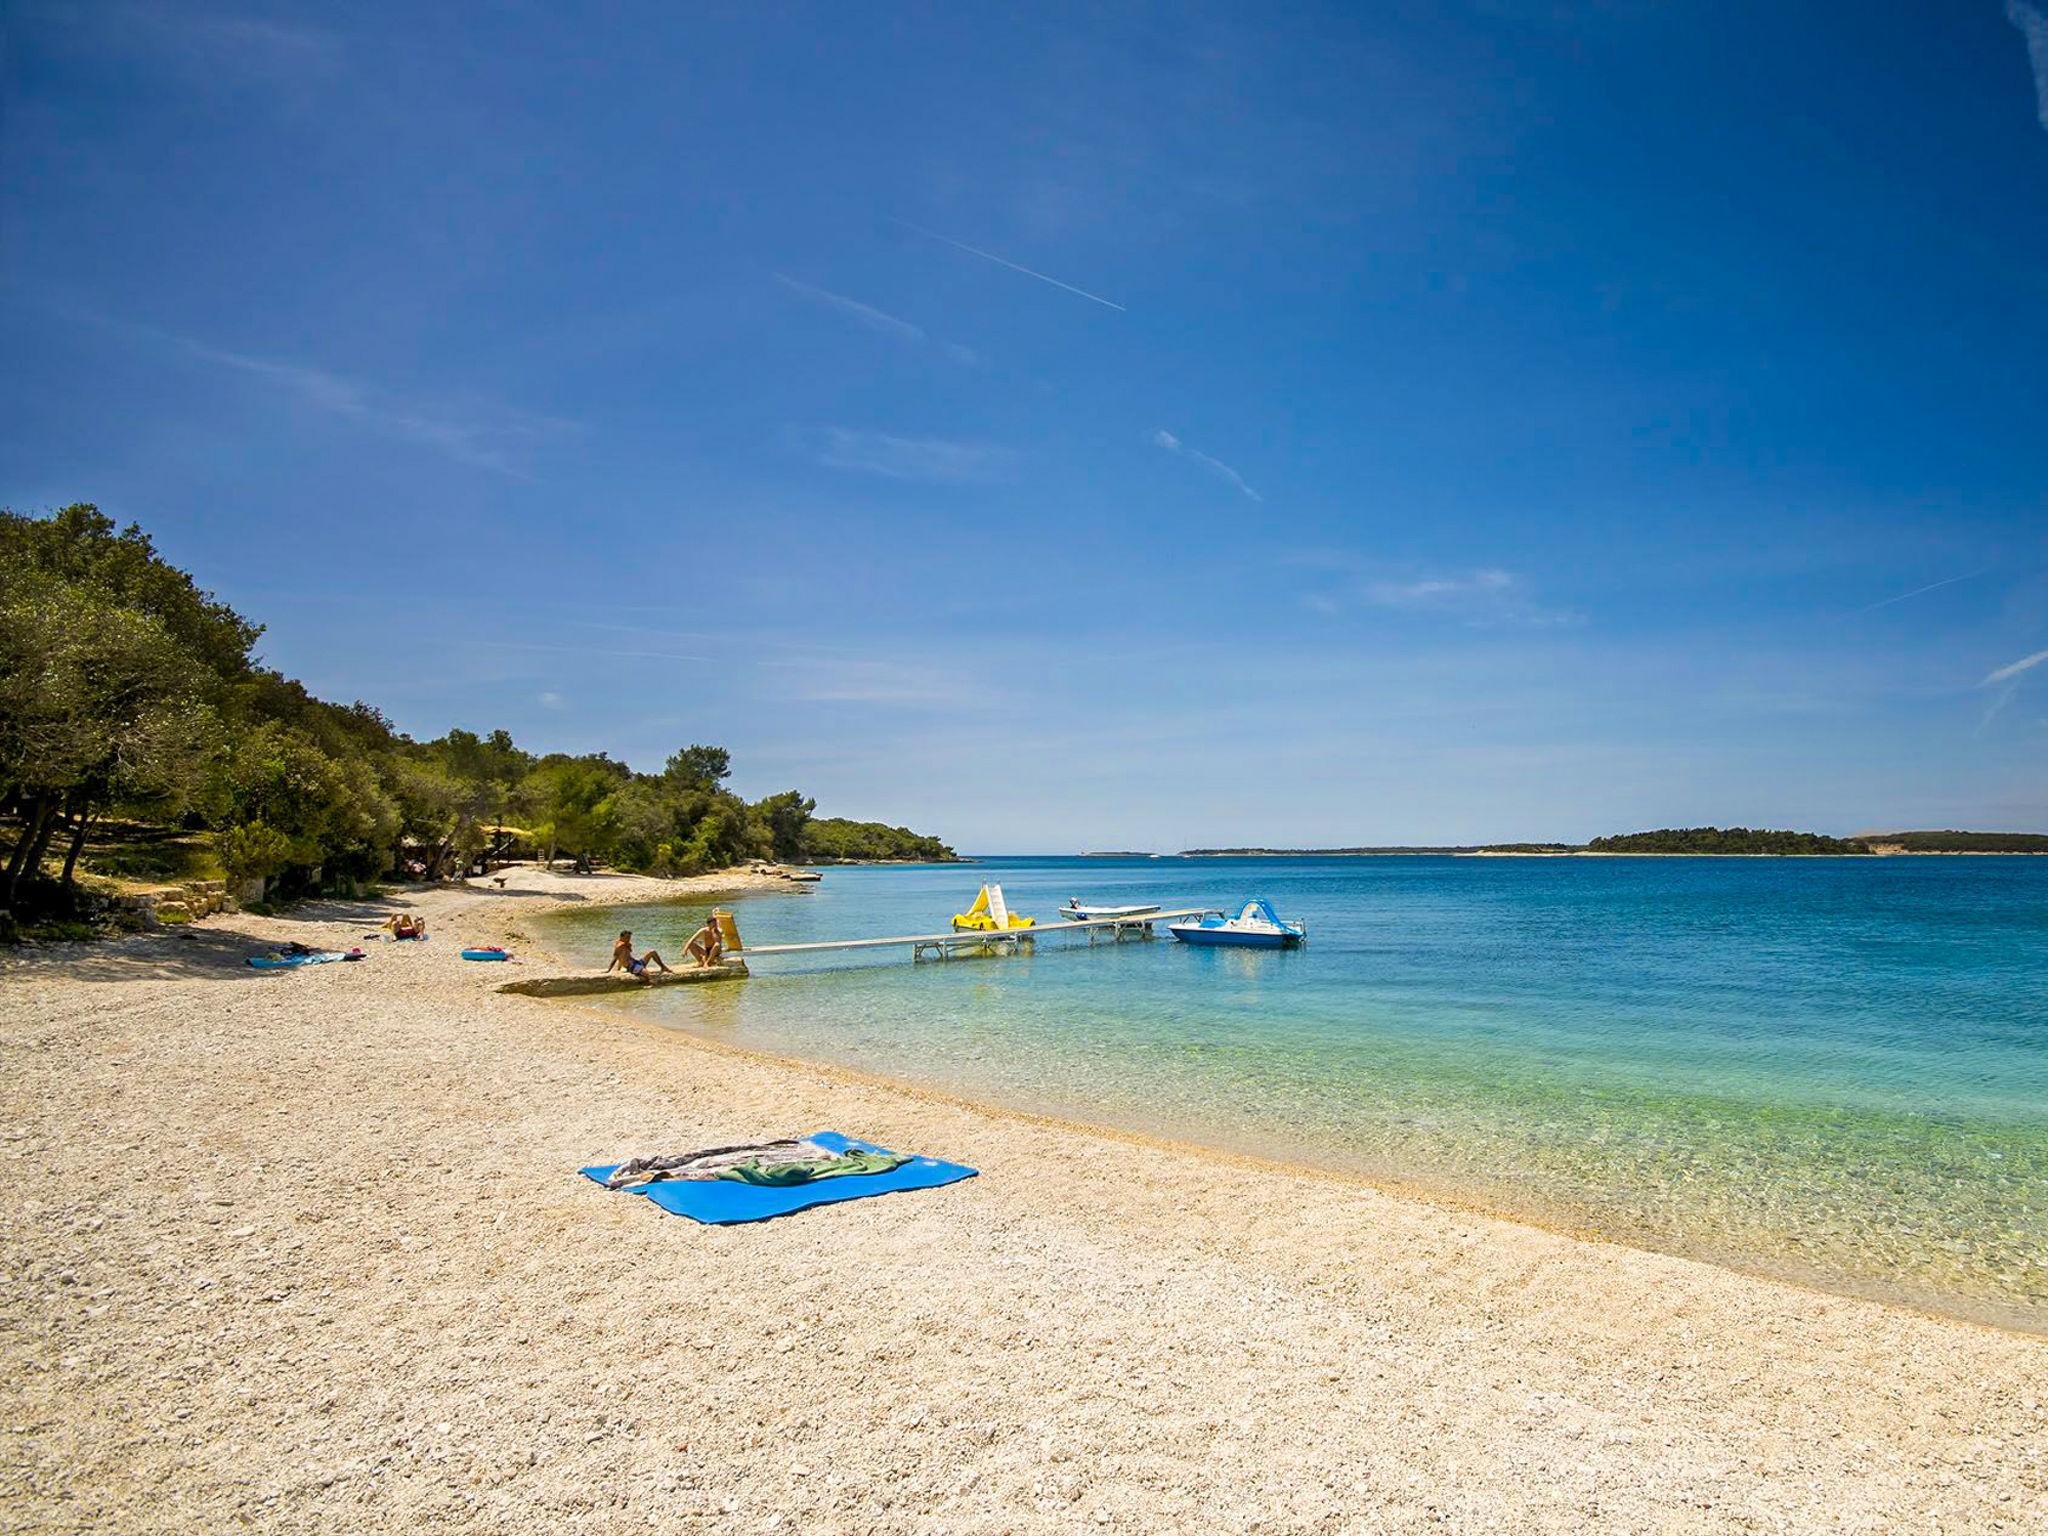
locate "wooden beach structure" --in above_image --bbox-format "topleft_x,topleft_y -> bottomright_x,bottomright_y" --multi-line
718,905 -> 1215,964
498,904 -> 1217,995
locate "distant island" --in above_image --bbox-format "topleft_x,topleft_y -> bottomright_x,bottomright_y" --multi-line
1183,844 -> 1574,856
1584,828 -> 1868,855
1856,830 -> 2048,854
1181,827 -> 2048,857
1081,850 -> 1156,858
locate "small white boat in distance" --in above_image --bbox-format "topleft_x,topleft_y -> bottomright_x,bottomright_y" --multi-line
1059,898 -> 1164,923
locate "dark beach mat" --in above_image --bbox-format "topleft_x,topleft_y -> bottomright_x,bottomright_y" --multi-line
582,1131 -> 977,1225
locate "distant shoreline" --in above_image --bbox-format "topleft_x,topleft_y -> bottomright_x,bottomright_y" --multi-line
1177,849 -> 2048,858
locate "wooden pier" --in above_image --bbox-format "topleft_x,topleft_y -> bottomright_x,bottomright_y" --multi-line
727,907 -> 1214,964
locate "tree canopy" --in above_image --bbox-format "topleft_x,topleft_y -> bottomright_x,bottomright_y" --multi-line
1,504 -> 954,917
1584,827 -> 1872,855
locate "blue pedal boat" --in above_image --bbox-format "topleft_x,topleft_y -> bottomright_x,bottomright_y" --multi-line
1168,897 -> 1306,949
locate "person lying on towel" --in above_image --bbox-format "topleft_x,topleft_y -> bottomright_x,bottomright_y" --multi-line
608,930 -> 672,979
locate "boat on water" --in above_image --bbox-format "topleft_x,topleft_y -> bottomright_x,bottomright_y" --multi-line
1058,898 -> 1164,922
1168,897 -> 1306,949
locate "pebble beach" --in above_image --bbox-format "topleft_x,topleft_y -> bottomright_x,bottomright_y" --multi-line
4,867 -> 2045,1533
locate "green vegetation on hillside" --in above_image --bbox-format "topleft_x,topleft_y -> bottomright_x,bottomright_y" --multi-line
0,504 -> 953,927
803,818 -> 956,862
1585,827 -> 1871,855
1862,830 -> 2048,853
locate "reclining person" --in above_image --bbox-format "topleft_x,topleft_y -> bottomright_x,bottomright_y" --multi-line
608,930 -> 671,978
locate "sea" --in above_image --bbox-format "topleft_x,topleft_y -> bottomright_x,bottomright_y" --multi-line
539,854 -> 2048,1332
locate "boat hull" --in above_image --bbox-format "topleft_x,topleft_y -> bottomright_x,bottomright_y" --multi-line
1168,924 -> 1301,948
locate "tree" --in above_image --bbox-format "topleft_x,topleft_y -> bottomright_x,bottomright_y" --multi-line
664,744 -> 731,792
519,756 -> 629,870
214,821 -> 293,900
0,573 -> 223,904
208,721 -> 397,896
754,790 -> 816,863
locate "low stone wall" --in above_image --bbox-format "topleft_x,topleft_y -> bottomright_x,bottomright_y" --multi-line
119,879 -> 232,927
496,962 -> 749,998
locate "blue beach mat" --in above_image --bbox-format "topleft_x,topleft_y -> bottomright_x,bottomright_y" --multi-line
247,950 -> 359,968
582,1131 -> 976,1225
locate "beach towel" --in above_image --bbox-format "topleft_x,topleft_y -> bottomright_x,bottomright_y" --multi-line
247,948 -> 361,969
582,1131 -> 975,1225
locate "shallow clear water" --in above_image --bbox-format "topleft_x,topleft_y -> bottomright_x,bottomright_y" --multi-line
542,855 -> 2048,1330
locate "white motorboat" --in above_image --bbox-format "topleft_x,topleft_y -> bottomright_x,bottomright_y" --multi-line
1058,899 -> 1164,923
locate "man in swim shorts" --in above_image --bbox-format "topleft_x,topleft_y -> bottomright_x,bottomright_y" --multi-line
608,930 -> 671,978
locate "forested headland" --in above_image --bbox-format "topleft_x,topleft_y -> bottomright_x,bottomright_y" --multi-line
1582,828 -> 1872,855
0,505 -> 953,933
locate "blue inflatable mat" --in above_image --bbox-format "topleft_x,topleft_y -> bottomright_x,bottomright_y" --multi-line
582,1131 -> 976,1225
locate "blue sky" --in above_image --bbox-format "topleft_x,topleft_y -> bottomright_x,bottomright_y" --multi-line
5,1 -> 2047,850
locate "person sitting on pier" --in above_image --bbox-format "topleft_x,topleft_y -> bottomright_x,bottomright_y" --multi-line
685,916 -> 724,969
608,930 -> 671,978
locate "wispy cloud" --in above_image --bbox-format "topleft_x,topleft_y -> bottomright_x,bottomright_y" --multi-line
760,656 -> 984,708
47,4 -> 342,88
184,340 -> 575,474
1854,566 -> 1992,614
1981,646 -> 2048,685
475,640 -> 710,665
773,275 -> 976,364
2009,0 -> 2048,132
896,220 -> 1126,312
812,427 -> 1015,483
1304,563 -> 1580,628
1152,429 -> 1262,502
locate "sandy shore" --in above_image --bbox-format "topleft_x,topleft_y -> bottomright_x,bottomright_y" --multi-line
4,869 -> 2045,1533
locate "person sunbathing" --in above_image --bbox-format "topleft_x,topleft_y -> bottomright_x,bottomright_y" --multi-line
685,916 -> 724,968
384,914 -> 427,940
609,930 -> 671,978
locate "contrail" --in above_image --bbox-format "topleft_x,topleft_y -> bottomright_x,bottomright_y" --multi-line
895,220 -> 1125,312
1982,646 -> 2048,687
1855,566 -> 1991,614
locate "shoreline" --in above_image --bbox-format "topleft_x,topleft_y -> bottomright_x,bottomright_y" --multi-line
525,884 -> 2048,1340
6,869 -> 2045,1531
537,911 -> 2046,1341
546,983 -> 2048,1341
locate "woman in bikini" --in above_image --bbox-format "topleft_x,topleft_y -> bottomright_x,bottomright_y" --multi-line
685,916 -> 724,968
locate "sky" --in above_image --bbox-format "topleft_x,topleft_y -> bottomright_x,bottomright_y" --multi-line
4,1 -> 2048,851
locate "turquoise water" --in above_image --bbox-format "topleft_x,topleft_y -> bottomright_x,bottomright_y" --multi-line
542,855 -> 2048,1330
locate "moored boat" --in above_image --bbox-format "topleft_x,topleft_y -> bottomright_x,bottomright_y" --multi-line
1168,897 -> 1305,948
1058,899 -> 1164,922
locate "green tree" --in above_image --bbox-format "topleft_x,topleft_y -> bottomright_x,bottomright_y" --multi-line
0,574 -> 223,904
754,789 -> 816,862
664,743 -> 731,791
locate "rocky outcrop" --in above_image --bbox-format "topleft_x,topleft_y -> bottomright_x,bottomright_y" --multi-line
496,962 -> 748,997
